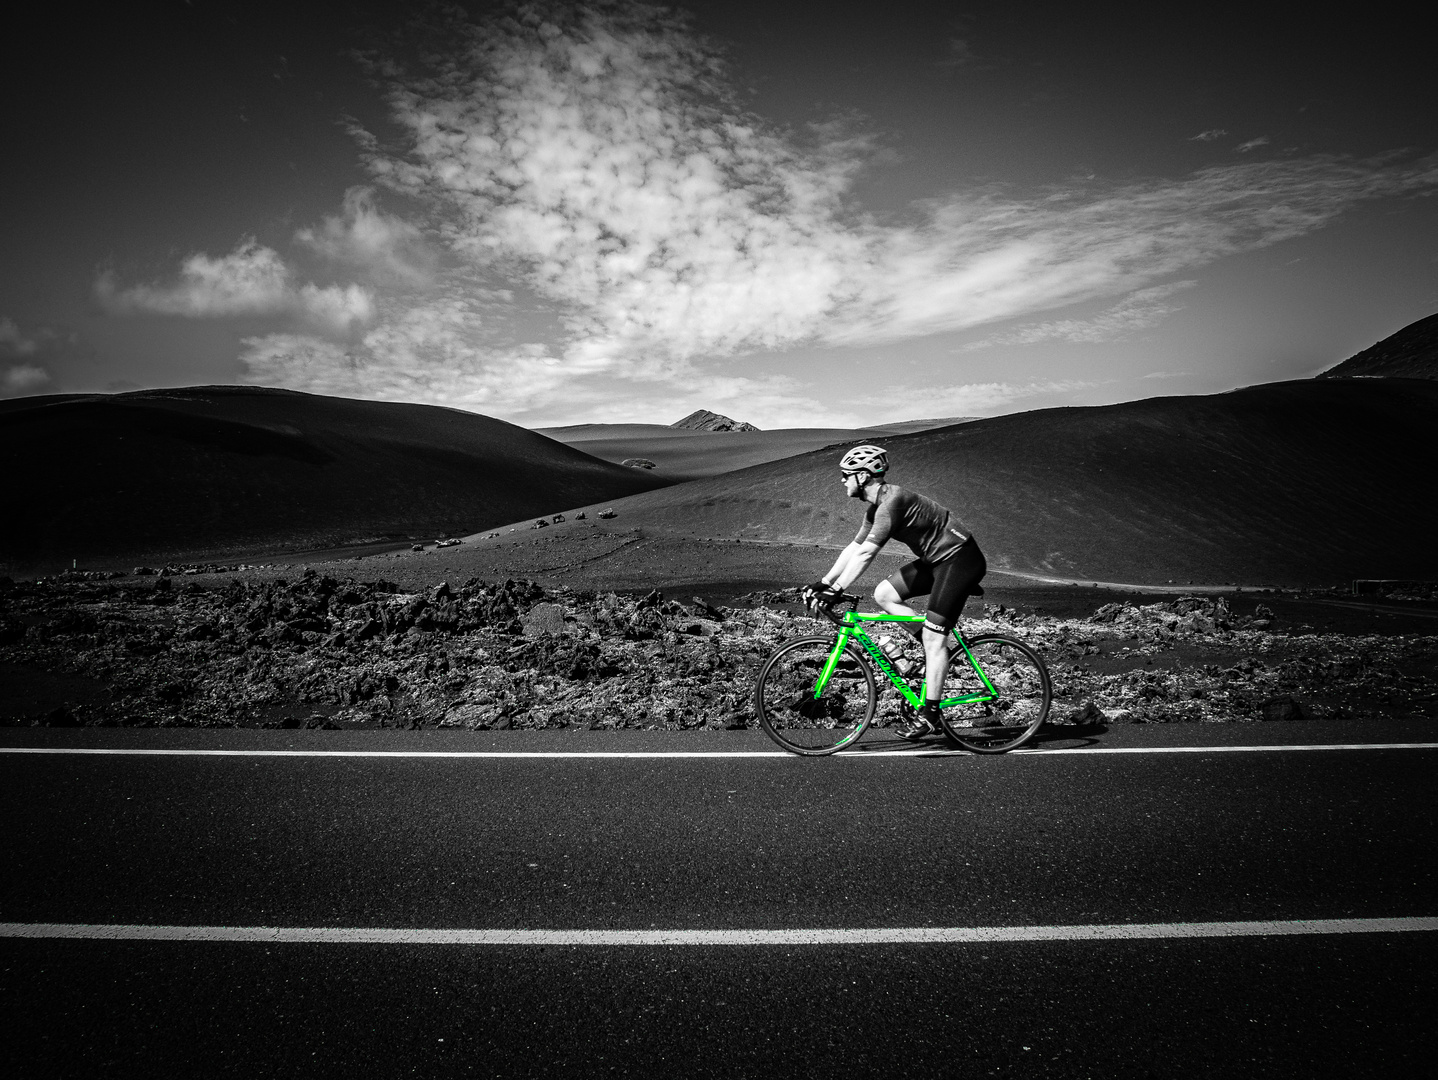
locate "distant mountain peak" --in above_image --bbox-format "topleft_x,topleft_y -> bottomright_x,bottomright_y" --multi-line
671,409 -> 759,431
1319,311 -> 1438,380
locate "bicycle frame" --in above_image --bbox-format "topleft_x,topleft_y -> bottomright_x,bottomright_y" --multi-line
814,607 -> 998,710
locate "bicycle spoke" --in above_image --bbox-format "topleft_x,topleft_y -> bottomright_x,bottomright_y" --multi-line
754,637 -> 877,755
940,635 -> 1051,753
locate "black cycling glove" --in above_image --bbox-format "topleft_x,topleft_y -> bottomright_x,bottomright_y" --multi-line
802,581 -> 840,612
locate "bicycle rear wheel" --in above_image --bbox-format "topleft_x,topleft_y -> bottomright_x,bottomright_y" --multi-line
754,635 -> 877,755
939,634 -> 1051,753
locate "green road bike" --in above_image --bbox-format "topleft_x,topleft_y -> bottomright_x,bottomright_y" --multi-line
754,592 -> 1052,756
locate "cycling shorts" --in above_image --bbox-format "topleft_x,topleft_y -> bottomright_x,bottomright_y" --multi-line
885,537 -> 986,634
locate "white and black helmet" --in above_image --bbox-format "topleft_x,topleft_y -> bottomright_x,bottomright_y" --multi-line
839,444 -> 888,476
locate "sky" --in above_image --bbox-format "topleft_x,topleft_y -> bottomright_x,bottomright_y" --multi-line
3,0 -> 1436,428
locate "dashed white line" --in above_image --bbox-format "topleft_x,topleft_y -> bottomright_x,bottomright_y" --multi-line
3,918 -> 1435,945
1,744 -> 1436,759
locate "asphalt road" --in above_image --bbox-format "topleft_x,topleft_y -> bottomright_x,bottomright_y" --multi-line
4,724 -> 1437,1078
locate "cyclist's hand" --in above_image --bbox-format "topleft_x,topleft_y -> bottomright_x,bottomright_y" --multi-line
802,581 -> 840,613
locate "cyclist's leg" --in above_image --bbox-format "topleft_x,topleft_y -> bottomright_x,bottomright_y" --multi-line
878,564 -> 941,738
921,540 -> 988,704
919,624 -> 951,701
875,561 -> 932,641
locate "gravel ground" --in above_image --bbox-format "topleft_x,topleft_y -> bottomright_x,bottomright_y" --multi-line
2,572 -> 1434,729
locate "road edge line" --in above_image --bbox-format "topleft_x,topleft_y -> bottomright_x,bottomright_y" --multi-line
1,743 -> 1436,758
3,917 -> 1437,945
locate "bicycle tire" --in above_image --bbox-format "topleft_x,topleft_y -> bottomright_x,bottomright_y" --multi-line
939,634 -> 1051,753
754,635 -> 877,756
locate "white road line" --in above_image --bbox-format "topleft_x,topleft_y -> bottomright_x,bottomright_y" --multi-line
3,918 -> 1435,945
0,748 -> 790,758
1,744 -> 1436,759
1024,742 -> 1438,756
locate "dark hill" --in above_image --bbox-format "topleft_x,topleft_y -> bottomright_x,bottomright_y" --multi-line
532,428 -> 914,481
1319,312 -> 1438,379
557,379 -> 1438,587
0,386 -> 670,573
534,419 -> 978,480
670,409 -> 758,431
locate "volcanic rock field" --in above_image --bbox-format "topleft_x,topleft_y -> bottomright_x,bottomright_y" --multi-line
2,571 -> 1432,731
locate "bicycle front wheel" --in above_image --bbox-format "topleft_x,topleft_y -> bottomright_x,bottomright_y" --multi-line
940,634 -> 1051,753
754,635 -> 877,756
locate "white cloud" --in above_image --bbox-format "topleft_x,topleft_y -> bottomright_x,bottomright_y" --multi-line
961,281 -> 1197,349
0,320 -> 68,398
97,239 -> 375,335
1236,136 -> 1271,153
292,282 -> 378,335
98,241 -> 290,316
359,3 -> 866,380
937,36 -> 977,70
1190,129 -> 1227,142
2,362 -> 51,396
1,316 -> 42,356
829,157 -> 1438,345
239,290 -> 573,416
866,379 -> 1098,419
295,186 -> 434,285
237,283 -> 816,425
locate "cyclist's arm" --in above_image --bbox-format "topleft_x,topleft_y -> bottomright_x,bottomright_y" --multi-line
823,540 -> 884,590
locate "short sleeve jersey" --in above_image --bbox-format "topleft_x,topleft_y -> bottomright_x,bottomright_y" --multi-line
853,484 -> 972,564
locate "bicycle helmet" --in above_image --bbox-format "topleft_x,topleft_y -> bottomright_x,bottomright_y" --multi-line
839,444 -> 888,476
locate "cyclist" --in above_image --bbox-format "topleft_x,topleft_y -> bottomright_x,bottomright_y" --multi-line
803,444 -> 987,740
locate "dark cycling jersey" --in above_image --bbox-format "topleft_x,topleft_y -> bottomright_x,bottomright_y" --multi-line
853,484 -> 971,564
